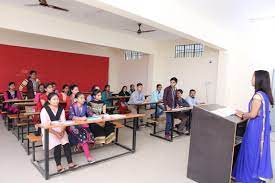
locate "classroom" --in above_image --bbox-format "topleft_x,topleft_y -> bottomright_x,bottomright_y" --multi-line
0,1 -> 275,183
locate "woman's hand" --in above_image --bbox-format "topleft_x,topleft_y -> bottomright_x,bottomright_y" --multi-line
80,116 -> 87,121
235,110 -> 244,118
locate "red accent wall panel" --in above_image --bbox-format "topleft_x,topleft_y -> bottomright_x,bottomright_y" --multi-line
0,44 -> 109,92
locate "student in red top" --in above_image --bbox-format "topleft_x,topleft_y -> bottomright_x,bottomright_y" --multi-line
59,84 -> 70,110
36,83 -> 54,112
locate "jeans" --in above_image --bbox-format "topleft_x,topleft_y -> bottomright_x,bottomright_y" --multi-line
150,104 -> 164,118
165,113 -> 172,134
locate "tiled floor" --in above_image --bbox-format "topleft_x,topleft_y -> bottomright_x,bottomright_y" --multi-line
1,117 -> 275,183
0,118 -> 197,183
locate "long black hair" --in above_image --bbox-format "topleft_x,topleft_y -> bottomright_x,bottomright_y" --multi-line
28,70 -> 37,79
62,84 -> 69,92
68,84 -> 78,96
120,86 -> 127,93
103,85 -> 110,92
92,89 -> 102,97
254,70 -> 274,105
44,92 -> 59,107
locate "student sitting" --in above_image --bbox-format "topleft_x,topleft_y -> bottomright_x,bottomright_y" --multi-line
128,83 -> 150,123
36,83 -> 53,112
60,84 -> 69,102
119,86 -> 130,97
40,92 -> 77,173
117,86 -> 130,113
87,85 -> 100,103
68,92 -> 95,162
34,83 -> 54,135
3,82 -> 23,114
68,84 -> 79,105
58,84 -> 70,110
150,84 -> 164,118
101,85 -> 112,107
185,89 -> 203,107
88,89 -> 116,144
52,82 -> 59,93
174,89 -> 191,135
129,84 -> 135,94
34,84 -> 45,104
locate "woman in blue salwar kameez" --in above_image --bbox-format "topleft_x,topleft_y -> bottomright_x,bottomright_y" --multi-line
233,70 -> 274,183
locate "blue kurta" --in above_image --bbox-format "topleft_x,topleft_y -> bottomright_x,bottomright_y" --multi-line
233,91 -> 273,183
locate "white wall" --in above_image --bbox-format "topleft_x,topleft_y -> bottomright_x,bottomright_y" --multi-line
0,28 -> 150,93
216,19 -> 275,110
152,40 -> 219,103
85,0 -> 274,111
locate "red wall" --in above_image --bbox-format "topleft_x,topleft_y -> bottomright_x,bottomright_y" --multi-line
0,44 -> 109,92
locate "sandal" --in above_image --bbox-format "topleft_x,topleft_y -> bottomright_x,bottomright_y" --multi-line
68,164 -> 78,170
57,167 -> 65,173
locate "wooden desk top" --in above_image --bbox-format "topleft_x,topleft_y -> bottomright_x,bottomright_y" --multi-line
134,101 -> 163,106
4,99 -> 34,103
196,104 -> 246,124
13,102 -> 37,106
109,96 -> 130,100
164,107 -> 193,113
37,113 -> 145,129
24,110 -> 69,116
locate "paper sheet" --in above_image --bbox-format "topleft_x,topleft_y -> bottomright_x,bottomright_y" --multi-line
211,107 -> 236,118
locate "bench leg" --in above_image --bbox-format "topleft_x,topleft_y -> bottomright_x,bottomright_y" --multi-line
153,122 -> 157,134
27,139 -> 30,155
21,126 -> 24,143
115,128 -> 119,142
32,142 -> 36,161
17,126 -> 20,140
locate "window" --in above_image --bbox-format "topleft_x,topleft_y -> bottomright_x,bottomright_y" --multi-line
175,44 -> 204,58
124,50 -> 143,60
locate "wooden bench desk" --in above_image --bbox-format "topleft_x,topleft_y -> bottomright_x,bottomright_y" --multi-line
33,113 -> 144,180
150,107 -> 193,142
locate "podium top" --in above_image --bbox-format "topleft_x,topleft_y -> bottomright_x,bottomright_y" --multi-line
196,104 -> 246,124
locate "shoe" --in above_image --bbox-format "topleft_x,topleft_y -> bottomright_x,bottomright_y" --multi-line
184,130 -> 190,136
87,157 -> 96,164
68,164 -> 78,170
57,166 -> 65,173
165,132 -> 171,140
105,132 -> 116,144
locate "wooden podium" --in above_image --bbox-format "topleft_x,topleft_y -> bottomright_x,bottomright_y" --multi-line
187,104 -> 247,183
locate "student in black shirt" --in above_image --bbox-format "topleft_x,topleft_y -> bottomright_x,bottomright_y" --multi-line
174,89 -> 191,135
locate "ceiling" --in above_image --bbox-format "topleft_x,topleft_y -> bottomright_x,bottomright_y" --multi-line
2,0 -> 182,41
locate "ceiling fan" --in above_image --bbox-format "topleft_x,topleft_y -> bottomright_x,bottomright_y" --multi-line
25,0 -> 69,12
125,23 -> 156,35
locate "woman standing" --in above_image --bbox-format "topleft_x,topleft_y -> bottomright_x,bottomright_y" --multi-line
40,92 -> 77,173
233,70 -> 273,183
19,70 -> 40,99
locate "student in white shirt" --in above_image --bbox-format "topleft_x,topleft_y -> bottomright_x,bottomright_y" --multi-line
128,83 -> 150,123
185,89 -> 201,107
40,92 -> 77,173
150,84 -> 164,118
